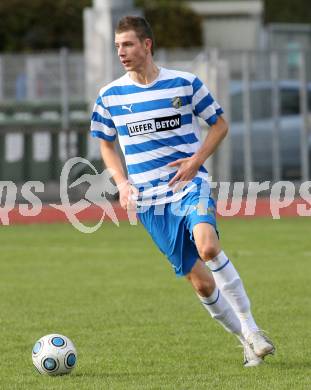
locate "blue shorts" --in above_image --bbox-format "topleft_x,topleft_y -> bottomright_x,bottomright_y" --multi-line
137,190 -> 218,277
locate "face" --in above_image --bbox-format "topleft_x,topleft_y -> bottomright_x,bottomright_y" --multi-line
115,30 -> 151,72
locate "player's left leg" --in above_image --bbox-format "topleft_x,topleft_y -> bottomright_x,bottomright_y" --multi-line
193,222 -> 275,358
186,258 -> 242,337
186,258 -> 262,367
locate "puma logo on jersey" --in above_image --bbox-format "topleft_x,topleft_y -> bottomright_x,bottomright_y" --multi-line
122,104 -> 133,113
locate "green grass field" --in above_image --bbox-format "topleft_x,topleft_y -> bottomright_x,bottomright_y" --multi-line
0,218 -> 310,390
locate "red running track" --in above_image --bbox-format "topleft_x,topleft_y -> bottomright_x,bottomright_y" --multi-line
1,198 -> 310,225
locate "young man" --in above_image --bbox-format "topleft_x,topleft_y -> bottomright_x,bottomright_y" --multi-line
90,16 -> 275,367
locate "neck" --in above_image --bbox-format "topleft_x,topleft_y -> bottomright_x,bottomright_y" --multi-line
128,60 -> 160,85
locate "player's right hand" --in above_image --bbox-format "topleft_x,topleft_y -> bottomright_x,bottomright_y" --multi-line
117,180 -> 139,210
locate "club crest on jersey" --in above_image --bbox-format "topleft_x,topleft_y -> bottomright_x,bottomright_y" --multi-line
171,96 -> 182,109
127,114 -> 181,137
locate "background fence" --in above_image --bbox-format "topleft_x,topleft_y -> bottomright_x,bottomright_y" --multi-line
0,48 -> 310,198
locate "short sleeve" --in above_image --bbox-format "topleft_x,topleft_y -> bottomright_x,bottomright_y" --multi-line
192,77 -> 224,126
90,95 -> 117,142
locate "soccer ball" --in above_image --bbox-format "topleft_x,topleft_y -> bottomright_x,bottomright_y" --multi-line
32,334 -> 77,375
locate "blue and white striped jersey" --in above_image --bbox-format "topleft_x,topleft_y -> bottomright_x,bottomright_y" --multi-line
90,67 -> 223,205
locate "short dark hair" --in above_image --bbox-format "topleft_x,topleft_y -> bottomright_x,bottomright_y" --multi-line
115,16 -> 155,55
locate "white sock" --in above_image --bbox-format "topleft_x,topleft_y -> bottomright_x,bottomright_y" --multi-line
206,251 -> 259,339
197,287 -> 242,336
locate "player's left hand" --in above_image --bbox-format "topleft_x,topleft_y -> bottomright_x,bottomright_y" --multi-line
167,156 -> 201,192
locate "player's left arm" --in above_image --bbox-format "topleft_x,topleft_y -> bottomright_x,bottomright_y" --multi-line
168,116 -> 228,187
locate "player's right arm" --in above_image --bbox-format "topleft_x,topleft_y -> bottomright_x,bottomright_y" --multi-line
100,140 -> 136,210
91,91 -> 137,210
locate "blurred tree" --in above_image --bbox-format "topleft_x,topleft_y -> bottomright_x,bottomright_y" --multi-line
135,0 -> 203,48
0,0 -> 92,52
263,0 -> 311,24
0,0 -> 202,52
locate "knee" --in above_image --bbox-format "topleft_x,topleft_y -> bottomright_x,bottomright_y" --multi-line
197,243 -> 219,261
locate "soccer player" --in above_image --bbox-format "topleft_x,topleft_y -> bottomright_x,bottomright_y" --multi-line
90,16 -> 275,367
